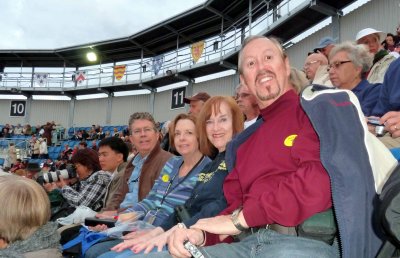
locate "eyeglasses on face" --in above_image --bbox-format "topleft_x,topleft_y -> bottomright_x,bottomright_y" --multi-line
304,60 -> 319,68
132,127 -> 155,135
235,93 -> 251,99
327,60 -> 352,71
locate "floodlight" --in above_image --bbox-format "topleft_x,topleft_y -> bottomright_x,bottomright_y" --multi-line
86,52 -> 97,62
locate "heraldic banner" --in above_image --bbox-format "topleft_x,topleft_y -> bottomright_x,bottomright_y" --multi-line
191,41 -> 205,63
114,65 -> 126,80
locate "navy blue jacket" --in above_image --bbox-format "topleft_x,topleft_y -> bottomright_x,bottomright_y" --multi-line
351,79 -> 380,116
372,57 -> 400,116
160,152 -> 228,230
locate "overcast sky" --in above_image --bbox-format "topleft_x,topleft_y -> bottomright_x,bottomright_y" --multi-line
0,0 -> 204,49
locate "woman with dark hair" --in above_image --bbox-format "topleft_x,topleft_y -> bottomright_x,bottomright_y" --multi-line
45,148 -> 111,211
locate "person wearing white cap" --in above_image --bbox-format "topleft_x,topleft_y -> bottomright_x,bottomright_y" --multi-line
356,28 -> 395,83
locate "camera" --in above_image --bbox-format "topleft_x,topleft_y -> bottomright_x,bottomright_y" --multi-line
42,164 -> 76,183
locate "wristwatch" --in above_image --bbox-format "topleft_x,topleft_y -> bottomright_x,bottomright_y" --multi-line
231,207 -> 247,232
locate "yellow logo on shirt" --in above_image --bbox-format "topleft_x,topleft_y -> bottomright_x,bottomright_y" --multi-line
161,174 -> 170,182
284,134 -> 298,147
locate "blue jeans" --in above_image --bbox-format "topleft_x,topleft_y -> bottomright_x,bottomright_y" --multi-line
99,245 -> 168,258
84,239 -> 123,258
133,229 -> 339,258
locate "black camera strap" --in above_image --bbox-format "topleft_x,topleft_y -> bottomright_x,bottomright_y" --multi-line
158,155 -> 205,208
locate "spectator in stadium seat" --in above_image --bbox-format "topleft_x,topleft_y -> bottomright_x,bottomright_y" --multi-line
0,176 -> 61,258
13,123 -> 23,135
32,138 -> 40,159
313,36 -> 336,58
98,137 -> 129,211
23,124 -> 32,136
235,83 -> 259,129
328,41 -> 380,116
304,52 -> 332,86
113,127 -> 120,137
42,122 -> 53,146
95,112 -> 173,217
44,148 -> 111,212
368,57 -> 400,148
10,158 -> 24,173
383,33 -> 396,52
289,67 -> 309,93
91,140 -> 98,152
7,142 -> 17,168
356,27 -> 395,83
183,92 -> 211,116
97,127 -> 106,140
78,141 -> 87,150
39,138 -> 49,159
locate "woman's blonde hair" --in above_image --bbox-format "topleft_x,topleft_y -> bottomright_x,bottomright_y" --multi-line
0,176 -> 50,243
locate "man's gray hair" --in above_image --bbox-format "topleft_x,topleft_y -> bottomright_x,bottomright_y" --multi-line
128,112 -> 157,134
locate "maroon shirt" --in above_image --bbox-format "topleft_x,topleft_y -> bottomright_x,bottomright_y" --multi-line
205,90 -> 332,245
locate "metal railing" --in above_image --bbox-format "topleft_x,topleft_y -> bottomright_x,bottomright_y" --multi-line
0,0 -> 301,91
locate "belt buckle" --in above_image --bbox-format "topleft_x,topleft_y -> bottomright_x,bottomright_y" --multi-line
265,224 -> 271,230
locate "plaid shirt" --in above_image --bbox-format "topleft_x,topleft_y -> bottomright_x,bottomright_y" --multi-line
61,171 -> 111,211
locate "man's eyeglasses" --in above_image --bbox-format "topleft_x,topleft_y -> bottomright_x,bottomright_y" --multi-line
132,127 -> 155,135
235,93 -> 251,100
304,60 -> 319,68
327,60 -> 352,71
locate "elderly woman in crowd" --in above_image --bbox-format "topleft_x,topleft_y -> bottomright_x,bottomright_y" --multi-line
0,175 -> 61,257
328,41 -> 380,116
45,148 -> 111,212
356,27 -> 395,83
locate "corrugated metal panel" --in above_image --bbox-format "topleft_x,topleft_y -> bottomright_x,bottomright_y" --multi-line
286,26 -> 333,70
341,0 -> 399,41
74,98 -> 108,126
286,0 -> 399,70
194,75 -> 237,97
110,94 -> 151,125
0,100 -> 25,125
153,90 -> 185,122
153,74 -> 238,122
30,100 -> 69,126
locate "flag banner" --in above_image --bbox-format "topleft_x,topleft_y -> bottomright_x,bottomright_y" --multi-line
152,55 -> 164,75
114,65 -> 126,80
34,73 -> 49,86
191,41 -> 205,63
73,71 -> 86,84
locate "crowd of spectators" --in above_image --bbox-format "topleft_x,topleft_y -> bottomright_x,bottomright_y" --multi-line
0,20 -> 400,258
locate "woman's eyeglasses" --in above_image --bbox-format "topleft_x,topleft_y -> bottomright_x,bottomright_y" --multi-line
327,60 -> 352,71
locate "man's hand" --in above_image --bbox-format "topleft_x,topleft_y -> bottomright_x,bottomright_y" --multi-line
118,212 -> 139,222
96,210 -> 117,219
167,228 -> 204,258
111,227 -> 164,253
191,215 -> 243,236
88,224 -> 109,232
43,182 -> 58,192
381,111 -> 400,138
